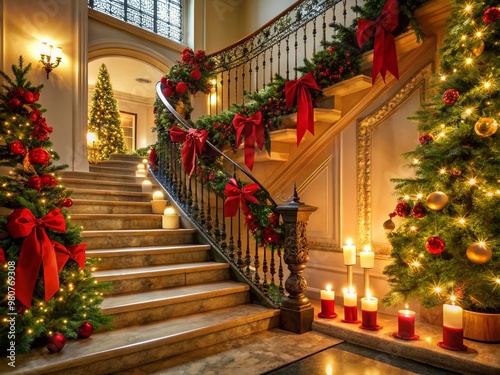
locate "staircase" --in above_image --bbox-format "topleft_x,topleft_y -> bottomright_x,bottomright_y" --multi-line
7,154 -> 279,375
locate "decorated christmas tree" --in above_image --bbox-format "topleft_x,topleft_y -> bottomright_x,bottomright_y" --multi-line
383,2 -> 500,314
88,63 -> 127,160
0,57 -> 110,354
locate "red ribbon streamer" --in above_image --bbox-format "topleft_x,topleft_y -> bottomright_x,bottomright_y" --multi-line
52,241 -> 87,271
223,178 -> 260,217
6,208 -> 67,307
285,72 -> 321,146
170,125 -> 208,176
356,0 -> 400,84
232,112 -> 264,170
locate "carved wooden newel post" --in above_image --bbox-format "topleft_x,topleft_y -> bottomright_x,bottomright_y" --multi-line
275,187 -> 317,334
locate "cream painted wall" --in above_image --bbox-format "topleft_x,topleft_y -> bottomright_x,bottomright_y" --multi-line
2,0 -> 88,171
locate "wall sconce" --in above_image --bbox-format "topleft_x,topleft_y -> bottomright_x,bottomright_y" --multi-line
39,42 -> 62,79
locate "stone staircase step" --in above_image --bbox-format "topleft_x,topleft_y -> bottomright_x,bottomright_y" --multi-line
110,153 -> 145,162
87,244 -> 212,269
94,262 -> 230,295
70,213 -> 162,230
59,170 -> 154,184
101,281 -> 250,328
70,199 -> 153,214
94,159 -> 145,170
89,164 -> 142,176
82,228 -> 196,249
7,304 -> 280,375
61,178 -> 145,192
70,188 -> 153,202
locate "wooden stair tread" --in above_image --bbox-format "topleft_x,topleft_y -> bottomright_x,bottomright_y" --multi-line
100,281 -> 249,313
70,188 -> 153,198
10,304 -> 279,374
60,178 -> 143,188
93,262 -> 229,280
87,244 -> 211,257
322,74 -> 372,97
82,228 -> 195,236
72,199 -> 152,206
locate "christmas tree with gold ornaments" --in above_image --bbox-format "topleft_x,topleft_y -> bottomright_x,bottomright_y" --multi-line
383,1 -> 500,314
88,63 -> 127,160
0,57 -> 110,354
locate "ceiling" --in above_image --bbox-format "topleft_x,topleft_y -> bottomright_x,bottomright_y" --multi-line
88,56 -> 165,99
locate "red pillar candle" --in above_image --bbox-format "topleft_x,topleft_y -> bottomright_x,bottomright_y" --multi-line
343,305 -> 358,322
438,303 -> 467,351
360,294 -> 381,330
393,309 -> 419,340
318,285 -> 337,318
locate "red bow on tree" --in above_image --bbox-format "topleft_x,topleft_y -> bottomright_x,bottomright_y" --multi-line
6,208 -> 67,307
223,178 -> 260,217
52,241 -> 87,271
232,112 -> 264,170
170,125 -> 208,176
149,147 -> 157,169
356,0 -> 400,84
285,72 -> 321,146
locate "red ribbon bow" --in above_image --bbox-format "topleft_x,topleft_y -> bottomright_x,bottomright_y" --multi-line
356,0 -> 400,84
223,178 -> 260,217
6,208 -> 67,307
232,112 -> 264,170
52,241 -> 87,271
149,147 -> 157,169
170,125 -> 208,176
285,72 -> 321,146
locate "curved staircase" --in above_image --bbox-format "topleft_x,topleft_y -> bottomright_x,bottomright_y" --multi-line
5,154 -> 279,375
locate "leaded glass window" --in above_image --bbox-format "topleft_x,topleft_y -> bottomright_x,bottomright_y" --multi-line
88,0 -> 183,42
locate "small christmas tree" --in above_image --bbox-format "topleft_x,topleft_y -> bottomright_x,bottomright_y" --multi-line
88,63 -> 127,160
383,1 -> 500,313
0,57 -> 110,353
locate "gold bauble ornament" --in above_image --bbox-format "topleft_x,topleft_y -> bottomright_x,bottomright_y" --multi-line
472,40 -> 485,56
426,191 -> 449,210
466,242 -> 492,264
383,219 -> 395,233
474,117 -> 498,137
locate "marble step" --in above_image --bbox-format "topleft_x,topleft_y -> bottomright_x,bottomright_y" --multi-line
6,304 -> 280,375
59,170 -> 154,184
101,281 -> 250,328
60,178 -> 145,193
82,228 -> 196,249
69,199 -> 153,214
87,244 -> 212,269
110,153 -> 145,162
93,262 -> 230,295
71,213 -> 162,230
89,164 -> 143,177
94,159 -> 145,170
69,188 -> 153,202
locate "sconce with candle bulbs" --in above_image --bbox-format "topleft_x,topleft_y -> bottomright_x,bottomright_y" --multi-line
39,42 -> 62,79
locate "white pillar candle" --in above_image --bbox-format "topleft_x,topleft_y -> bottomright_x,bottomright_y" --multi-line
162,207 -> 179,229
443,304 -> 463,329
152,190 -> 164,201
361,295 -> 378,312
142,180 -> 152,193
343,287 -> 357,306
151,200 -> 167,214
137,163 -> 145,170
142,158 -> 148,165
343,238 -> 356,265
320,285 -> 335,300
360,245 -> 374,268
136,169 -> 148,177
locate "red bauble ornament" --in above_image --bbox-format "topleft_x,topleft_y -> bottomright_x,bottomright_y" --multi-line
175,81 -> 188,94
166,79 -> 175,88
33,90 -> 40,102
419,133 -> 434,145
162,87 -> 174,97
46,333 -> 66,353
23,91 -> 34,104
190,69 -> 202,81
442,89 -> 459,105
426,236 -> 445,254
28,176 -> 42,190
411,202 -> 427,218
0,247 -> 5,263
29,148 -> 51,165
9,140 -> 27,155
78,321 -> 94,338
41,174 -> 57,187
62,198 -> 73,208
395,202 -> 411,217
160,76 -> 168,86
483,7 -> 500,24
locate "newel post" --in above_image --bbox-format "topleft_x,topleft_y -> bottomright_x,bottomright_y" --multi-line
275,187 -> 317,334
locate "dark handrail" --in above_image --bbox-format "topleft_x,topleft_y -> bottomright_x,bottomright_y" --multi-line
155,81 -> 277,207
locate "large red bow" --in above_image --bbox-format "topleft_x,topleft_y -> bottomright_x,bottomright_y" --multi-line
149,147 -> 157,169
52,241 -> 87,271
6,208 -> 67,307
356,0 -> 400,84
232,112 -> 264,170
285,72 -> 320,146
170,125 -> 208,176
223,178 -> 260,217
